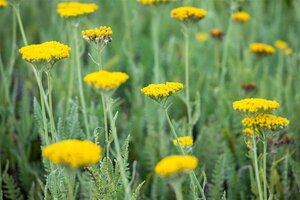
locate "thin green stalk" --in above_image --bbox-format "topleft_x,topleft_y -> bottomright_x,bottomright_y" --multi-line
101,93 -> 110,159
46,71 -> 57,141
262,132 -> 267,200
151,10 -> 160,83
252,134 -> 263,200
66,23 -> 75,113
12,3 -> 28,45
8,8 -> 17,78
73,24 -> 90,137
170,181 -> 183,200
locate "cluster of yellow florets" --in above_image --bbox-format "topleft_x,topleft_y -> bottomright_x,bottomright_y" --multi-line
232,98 -> 279,113
57,2 -> 98,18
196,32 -> 208,42
141,82 -> 183,100
210,28 -> 224,40
0,0 -> 8,7
173,136 -> 193,147
231,11 -> 251,23
242,114 -> 290,129
19,41 -> 71,63
84,70 -> 129,90
249,43 -> 275,55
42,140 -> 102,168
155,155 -> 198,177
82,26 -> 113,44
274,40 -> 293,55
137,0 -> 175,5
171,6 -> 207,21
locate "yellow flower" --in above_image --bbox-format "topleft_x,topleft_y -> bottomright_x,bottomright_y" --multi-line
231,11 -> 251,23
274,40 -> 288,50
196,32 -> 208,42
243,128 -> 254,136
42,140 -> 102,168
137,0 -> 175,5
284,48 -> 292,55
242,114 -> 290,129
0,0 -> 8,7
141,82 -> 183,100
57,2 -> 98,18
84,70 -> 129,90
210,28 -> 224,40
82,26 -> 113,44
249,43 -> 275,55
19,41 -> 71,64
171,6 -> 207,22
173,136 -> 193,147
155,155 -> 198,177
233,98 -> 279,113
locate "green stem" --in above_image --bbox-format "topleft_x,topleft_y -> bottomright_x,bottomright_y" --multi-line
12,3 -> 28,45
170,181 -> 183,200
252,134 -> 263,200
66,23 -> 75,113
65,169 -> 76,200
151,10 -> 160,83
46,71 -> 57,141
101,93 -> 110,159
73,24 -> 90,137
262,133 -> 267,200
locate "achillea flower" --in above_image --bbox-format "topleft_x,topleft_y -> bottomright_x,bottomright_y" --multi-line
137,0 -> 175,5
274,40 -> 288,50
84,70 -> 129,90
196,32 -> 208,42
42,140 -> 102,168
233,98 -> 279,113
242,128 -> 259,137
173,136 -> 193,147
231,11 -> 250,23
249,43 -> 275,55
141,82 -> 183,101
285,48 -> 292,55
210,28 -> 224,40
19,41 -> 71,65
171,6 -> 207,22
242,114 -> 289,129
82,26 -> 112,44
155,155 -> 198,177
57,2 -> 98,18
0,0 -> 8,7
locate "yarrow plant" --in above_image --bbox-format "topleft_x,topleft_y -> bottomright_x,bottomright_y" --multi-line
210,28 -> 224,40
196,32 -> 208,42
0,0 -> 8,7
137,0 -> 175,5
82,26 -> 113,44
57,2 -> 98,18
171,6 -> 207,22
249,42 -> 275,56
231,11 -> 251,23
274,40 -> 293,55
173,136 -> 193,148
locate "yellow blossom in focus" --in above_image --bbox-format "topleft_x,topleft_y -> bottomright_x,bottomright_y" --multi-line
137,0 -> 175,5
82,26 -> 113,44
173,136 -> 193,147
42,140 -> 102,168
232,98 -> 279,113
249,43 -> 275,55
196,32 -> 208,42
171,6 -> 207,22
0,0 -> 8,7
285,48 -> 292,55
19,41 -> 71,64
274,40 -> 288,50
155,155 -> 198,177
84,70 -> 129,90
231,11 -> 250,23
242,114 -> 290,129
57,2 -> 98,18
141,82 -> 183,100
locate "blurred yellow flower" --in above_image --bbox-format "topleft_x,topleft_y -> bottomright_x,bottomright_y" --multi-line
210,28 -> 224,40
242,114 -> 289,129
173,136 -> 193,147
57,2 -> 98,18
155,155 -> 198,177
137,0 -> 175,5
231,11 -> 250,23
233,98 -> 279,113
84,70 -> 129,90
274,40 -> 288,50
42,140 -> 102,168
82,26 -> 113,44
141,82 -> 183,100
196,32 -> 208,42
284,48 -> 292,55
249,43 -> 275,55
0,0 -> 8,7
171,6 -> 207,22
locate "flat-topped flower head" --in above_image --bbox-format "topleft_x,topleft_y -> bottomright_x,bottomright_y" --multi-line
231,11 -> 250,23
82,26 -> 112,44
196,32 -> 208,42
19,41 -> 71,66
249,43 -> 275,56
173,136 -> 193,148
42,140 -> 102,168
84,70 -> 129,90
210,28 -> 224,40
141,82 -> 183,101
242,114 -> 289,129
171,6 -> 207,22
155,155 -> 198,177
0,0 -> 8,7
233,98 -> 279,113
57,2 -> 98,18
137,0 -> 175,5
274,40 -> 288,50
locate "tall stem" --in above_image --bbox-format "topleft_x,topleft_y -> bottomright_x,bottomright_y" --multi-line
252,134 -> 263,200
46,71 -> 57,141
170,181 -> 183,200
13,3 -> 28,45
262,133 -> 267,200
101,93 -> 109,159
152,11 -> 160,83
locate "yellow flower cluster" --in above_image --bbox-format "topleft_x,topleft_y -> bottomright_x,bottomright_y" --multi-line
249,43 -> 275,55
274,40 -> 293,55
0,0 -> 8,7
19,41 -> 71,63
242,114 -> 290,129
242,128 -> 254,136
84,70 -> 129,90
173,136 -> 193,147
57,2 -> 98,18
82,26 -> 113,44
232,98 -> 279,113
137,0 -> 175,5
210,28 -> 224,40
141,82 -> 183,99
171,6 -> 207,21
196,32 -> 208,42
42,140 -> 102,168
231,11 -> 251,23
155,155 -> 198,177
